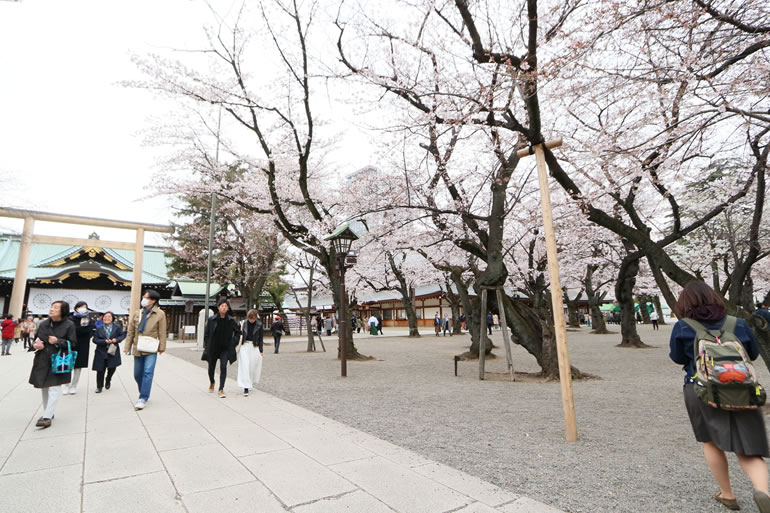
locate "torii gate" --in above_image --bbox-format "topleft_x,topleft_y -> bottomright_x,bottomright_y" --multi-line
0,208 -> 173,318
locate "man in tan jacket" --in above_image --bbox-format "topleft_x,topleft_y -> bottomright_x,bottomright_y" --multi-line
125,289 -> 167,410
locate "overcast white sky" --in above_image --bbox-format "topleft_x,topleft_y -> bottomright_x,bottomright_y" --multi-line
0,0 -> 376,246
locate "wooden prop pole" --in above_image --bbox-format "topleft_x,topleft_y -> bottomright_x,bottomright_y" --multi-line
479,288 -> 488,380
531,139 -> 578,442
495,288 -> 515,381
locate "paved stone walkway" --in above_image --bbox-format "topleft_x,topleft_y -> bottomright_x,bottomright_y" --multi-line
0,342 -> 564,513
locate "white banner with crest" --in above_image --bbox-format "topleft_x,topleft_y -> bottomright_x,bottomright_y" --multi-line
28,288 -> 132,315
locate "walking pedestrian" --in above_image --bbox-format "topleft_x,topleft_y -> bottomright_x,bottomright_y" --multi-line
91,312 -> 124,393
124,290 -> 167,410
487,313 -> 493,335
443,314 -> 451,337
351,314 -> 358,335
203,298 -> 241,397
368,314 -> 378,335
459,314 -> 466,332
434,313 -> 441,337
22,315 -> 36,351
66,301 -> 95,395
13,321 -> 22,345
492,313 -> 499,331
669,281 -> 770,512
271,316 -> 284,354
237,309 -> 263,397
636,311 -> 642,324
1,314 -> 17,355
650,310 -> 660,331
29,301 -> 77,429
325,316 -> 332,336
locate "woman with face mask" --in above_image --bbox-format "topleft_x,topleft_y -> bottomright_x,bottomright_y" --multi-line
66,301 -> 95,395
91,311 -> 125,393
124,290 -> 167,410
29,301 -> 78,428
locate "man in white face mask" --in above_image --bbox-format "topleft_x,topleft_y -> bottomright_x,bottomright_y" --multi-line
124,290 -> 167,410
65,301 -> 95,394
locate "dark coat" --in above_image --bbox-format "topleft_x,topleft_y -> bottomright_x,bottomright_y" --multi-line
202,314 -> 241,364
29,318 -> 78,388
92,323 -> 125,372
240,320 -> 264,353
69,314 -> 95,369
270,320 -> 284,335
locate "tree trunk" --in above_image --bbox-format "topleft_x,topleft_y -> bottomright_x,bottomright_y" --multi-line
638,294 -> 652,324
563,287 -> 582,328
388,253 -> 420,337
585,264 -> 609,334
399,286 -> 421,337
749,313 -> 770,375
616,252 -> 648,348
450,272 -> 485,357
445,280 -> 462,335
653,295 -> 667,325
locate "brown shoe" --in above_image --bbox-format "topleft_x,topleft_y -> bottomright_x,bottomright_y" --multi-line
208,383 -> 214,393
715,492 -> 740,510
38,418 -> 52,429
218,390 -> 226,398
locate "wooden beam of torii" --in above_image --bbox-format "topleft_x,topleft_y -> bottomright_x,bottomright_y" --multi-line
518,138 -> 579,443
0,208 -> 173,319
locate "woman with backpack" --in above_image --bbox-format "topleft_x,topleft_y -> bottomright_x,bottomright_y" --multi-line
669,281 -> 770,512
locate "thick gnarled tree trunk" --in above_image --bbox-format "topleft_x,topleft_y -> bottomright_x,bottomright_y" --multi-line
616,251 -> 649,348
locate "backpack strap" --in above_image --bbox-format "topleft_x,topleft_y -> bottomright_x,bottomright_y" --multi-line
721,315 -> 737,337
682,318 -> 716,362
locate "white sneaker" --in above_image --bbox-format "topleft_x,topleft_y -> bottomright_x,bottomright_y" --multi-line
134,400 -> 146,410
62,386 -> 71,395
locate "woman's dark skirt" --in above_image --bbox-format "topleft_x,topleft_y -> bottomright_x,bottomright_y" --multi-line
684,383 -> 769,457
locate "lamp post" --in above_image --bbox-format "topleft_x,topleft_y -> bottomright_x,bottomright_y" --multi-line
324,225 -> 358,377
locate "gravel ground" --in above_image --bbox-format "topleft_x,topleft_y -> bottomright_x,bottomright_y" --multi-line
169,324 -> 770,513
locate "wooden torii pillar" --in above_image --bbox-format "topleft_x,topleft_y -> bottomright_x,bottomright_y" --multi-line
0,208 -> 173,318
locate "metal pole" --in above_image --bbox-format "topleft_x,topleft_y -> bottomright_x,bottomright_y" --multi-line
202,107 -> 223,342
339,259 -> 348,377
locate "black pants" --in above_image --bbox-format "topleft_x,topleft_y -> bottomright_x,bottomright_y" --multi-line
487,325 -> 492,335
273,333 -> 281,353
208,353 -> 228,390
96,367 -> 116,389
652,320 -> 659,330
22,333 -> 31,348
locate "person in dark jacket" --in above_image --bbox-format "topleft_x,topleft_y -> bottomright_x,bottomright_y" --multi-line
91,311 -> 125,393
203,298 -> 241,398
271,316 -> 284,353
29,301 -> 77,429
1,314 -> 18,355
669,281 -> 770,512
66,301 -> 95,395
375,313 -> 383,335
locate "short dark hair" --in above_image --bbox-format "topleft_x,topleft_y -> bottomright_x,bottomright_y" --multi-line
676,281 -> 725,317
217,297 -> 231,311
5,313 -> 12,319
144,289 -> 161,301
102,311 -> 115,322
53,300 -> 71,318
74,301 -> 88,310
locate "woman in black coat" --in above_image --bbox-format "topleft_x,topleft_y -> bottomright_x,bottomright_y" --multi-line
29,300 -> 78,429
67,300 -> 95,395
202,298 -> 241,398
91,311 -> 125,393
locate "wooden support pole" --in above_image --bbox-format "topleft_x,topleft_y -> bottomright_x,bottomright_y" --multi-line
479,288 -> 488,380
9,217 -> 35,318
533,141 -> 578,442
129,228 -> 145,317
495,288 -> 515,382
